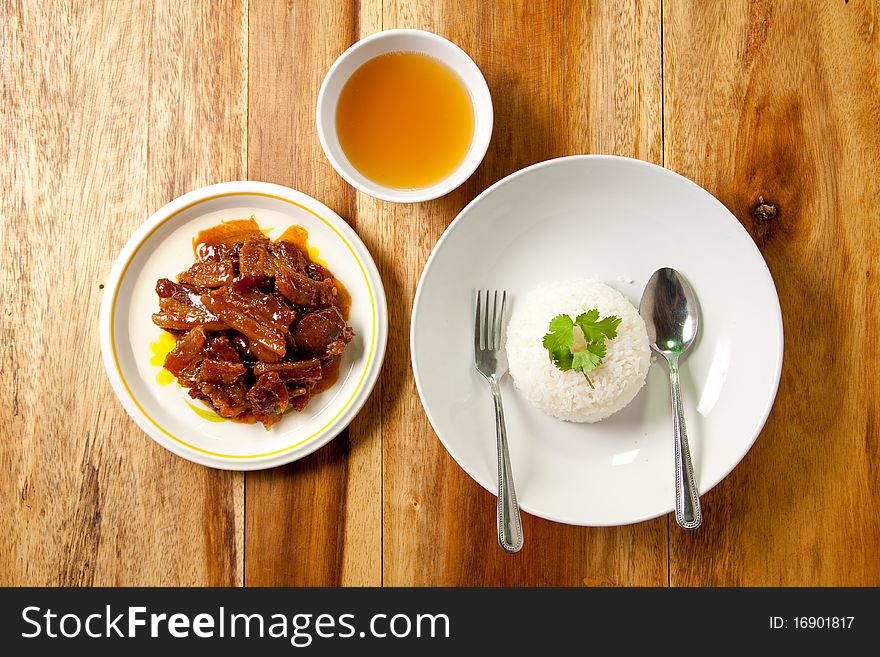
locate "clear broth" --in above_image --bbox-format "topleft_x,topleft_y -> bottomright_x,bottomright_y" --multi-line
336,51 -> 475,189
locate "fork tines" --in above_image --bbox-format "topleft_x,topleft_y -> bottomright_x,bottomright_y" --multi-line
474,289 -> 507,352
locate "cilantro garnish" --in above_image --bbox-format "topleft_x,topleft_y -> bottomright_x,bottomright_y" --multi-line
542,310 -> 621,388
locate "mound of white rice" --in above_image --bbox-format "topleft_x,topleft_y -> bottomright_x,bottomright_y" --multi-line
506,279 -> 651,423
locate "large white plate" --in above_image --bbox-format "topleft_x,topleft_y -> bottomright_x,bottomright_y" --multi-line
100,181 -> 387,470
411,155 -> 783,526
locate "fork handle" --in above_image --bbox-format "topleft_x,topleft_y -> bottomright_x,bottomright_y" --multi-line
491,383 -> 524,553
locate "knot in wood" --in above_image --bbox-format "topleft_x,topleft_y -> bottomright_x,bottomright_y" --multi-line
751,196 -> 778,223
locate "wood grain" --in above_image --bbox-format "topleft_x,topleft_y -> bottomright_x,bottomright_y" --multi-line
0,0 -> 246,586
245,0 -> 382,586
3,0 -> 878,587
375,0 -> 667,586
664,0 -> 880,585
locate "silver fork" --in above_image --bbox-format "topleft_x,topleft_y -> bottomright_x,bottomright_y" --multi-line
474,290 -> 524,553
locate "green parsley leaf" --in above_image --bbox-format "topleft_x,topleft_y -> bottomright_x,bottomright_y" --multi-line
586,338 -> 607,361
543,314 -> 574,352
543,309 -> 620,387
575,311 -> 621,342
542,314 -> 575,371
571,348 -> 601,371
548,346 -> 573,371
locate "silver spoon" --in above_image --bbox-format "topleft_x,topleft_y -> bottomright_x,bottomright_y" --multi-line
640,268 -> 702,530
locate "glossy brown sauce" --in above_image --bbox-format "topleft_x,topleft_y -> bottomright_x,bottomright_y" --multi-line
193,218 -> 264,259
311,355 -> 342,395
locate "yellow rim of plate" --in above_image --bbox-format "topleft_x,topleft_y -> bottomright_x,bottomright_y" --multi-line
111,191 -> 377,459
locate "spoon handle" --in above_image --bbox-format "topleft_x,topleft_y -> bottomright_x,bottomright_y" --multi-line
667,356 -> 702,530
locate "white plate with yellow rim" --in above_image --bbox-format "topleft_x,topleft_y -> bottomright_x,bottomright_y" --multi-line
99,181 -> 387,470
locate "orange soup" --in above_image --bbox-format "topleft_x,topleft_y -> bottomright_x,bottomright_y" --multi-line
336,51 -> 475,189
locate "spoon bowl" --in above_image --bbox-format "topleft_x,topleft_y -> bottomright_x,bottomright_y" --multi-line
640,267 -> 699,357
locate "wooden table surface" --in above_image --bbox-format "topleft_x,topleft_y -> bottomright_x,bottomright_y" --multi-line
2,0 -> 878,587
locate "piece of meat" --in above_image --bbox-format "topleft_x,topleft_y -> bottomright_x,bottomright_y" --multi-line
324,339 -> 348,357
232,274 -> 272,294
197,358 -> 247,384
253,358 -> 322,382
177,260 -> 236,288
289,388 -> 311,412
238,239 -> 276,278
198,242 -> 240,263
247,372 -> 289,412
176,361 -> 203,388
230,333 -> 254,360
207,288 -> 296,333
156,278 -> 178,298
163,327 -> 207,377
246,372 -> 289,428
291,307 -> 354,355
202,287 -> 295,358
230,330 -> 282,362
155,278 -> 210,303
248,340 -> 283,363
199,381 -> 250,418
187,386 -> 211,403
287,385 -> 309,397
205,335 -> 241,363
153,280 -> 229,331
152,298 -> 230,331
305,261 -> 332,282
270,240 -> 309,274
275,269 -> 335,307
230,410 -> 256,424
238,237 -> 310,280
194,218 -> 265,262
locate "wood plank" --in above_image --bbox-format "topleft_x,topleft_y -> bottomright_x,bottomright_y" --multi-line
376,0 -> 667,586
245,0 -> 382,586
665,0 -> 880,585
0,0 -> 246,585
